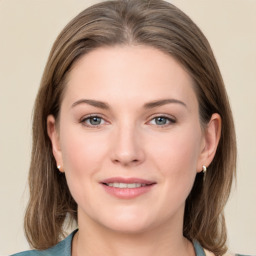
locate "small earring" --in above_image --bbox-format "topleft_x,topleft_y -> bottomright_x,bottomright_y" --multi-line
57,165 -> 62,172
202,165 -> 207,173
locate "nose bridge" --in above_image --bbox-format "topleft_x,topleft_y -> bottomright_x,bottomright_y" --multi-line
111,120 -> 145,166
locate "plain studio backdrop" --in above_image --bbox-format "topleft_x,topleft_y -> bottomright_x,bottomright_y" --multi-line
0,0 -> 255,255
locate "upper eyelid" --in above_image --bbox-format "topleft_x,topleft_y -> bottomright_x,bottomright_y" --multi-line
80,113 -> 106,121
148,113 -> 176,121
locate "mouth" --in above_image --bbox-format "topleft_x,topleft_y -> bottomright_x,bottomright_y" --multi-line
100,177 -> 156,199
103,182 -> 151,188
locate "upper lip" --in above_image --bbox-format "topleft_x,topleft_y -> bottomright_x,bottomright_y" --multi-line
101,177 -> 156,185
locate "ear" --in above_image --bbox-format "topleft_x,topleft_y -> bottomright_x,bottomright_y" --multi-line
197,113 -> 221,173
47,115 -> 64,172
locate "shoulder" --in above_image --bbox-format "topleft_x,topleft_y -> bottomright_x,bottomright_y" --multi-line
194,241 -> 236,256
10,251 -> 36,256
10,230 -> 77,256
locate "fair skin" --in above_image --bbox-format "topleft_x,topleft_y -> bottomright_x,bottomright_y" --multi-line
47,45 -> 221,256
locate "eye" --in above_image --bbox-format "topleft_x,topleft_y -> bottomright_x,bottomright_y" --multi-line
81,115 -> 106,127
149,115 -> 176,126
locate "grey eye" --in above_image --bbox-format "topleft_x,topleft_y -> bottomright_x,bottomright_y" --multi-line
88,116 -> 102,125
154,117 -> 168,125
149,116 -> 176,126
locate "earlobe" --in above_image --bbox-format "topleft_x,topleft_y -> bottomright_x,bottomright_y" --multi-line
47,115 -> 64,172
197,113 -> 221,172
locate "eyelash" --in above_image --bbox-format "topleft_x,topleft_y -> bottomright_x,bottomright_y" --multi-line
80,114 -> 176,128
148,115 -> 176,127
80,114 -> 107,128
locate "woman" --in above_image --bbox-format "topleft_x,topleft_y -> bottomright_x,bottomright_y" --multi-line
12,0 -> 237,255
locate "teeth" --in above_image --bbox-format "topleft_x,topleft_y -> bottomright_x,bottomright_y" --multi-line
106,183 -> 146,188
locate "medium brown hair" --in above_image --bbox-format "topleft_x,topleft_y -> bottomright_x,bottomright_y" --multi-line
24,0 -> 236,254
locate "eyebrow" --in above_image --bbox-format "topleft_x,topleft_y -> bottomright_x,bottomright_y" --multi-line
71,99 -> 110,109
143,99 -> 187,109
71,98 -> 187,110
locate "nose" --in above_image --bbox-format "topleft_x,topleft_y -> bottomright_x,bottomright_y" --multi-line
110,124 -> 145,167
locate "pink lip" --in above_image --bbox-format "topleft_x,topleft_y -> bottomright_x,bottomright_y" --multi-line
101,177 -> 155,184
100,177 -> 156,199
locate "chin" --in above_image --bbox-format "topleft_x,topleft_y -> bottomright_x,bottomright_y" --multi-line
105,221 -> 151,234
99,210 -> 155,234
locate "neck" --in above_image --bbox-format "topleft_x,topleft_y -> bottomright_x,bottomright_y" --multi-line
72,210 -> 195,256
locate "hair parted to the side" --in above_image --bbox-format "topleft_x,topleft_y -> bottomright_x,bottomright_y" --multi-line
24,0 -> 236,255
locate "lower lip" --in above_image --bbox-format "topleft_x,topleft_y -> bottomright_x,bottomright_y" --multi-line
101,184 -> 155,199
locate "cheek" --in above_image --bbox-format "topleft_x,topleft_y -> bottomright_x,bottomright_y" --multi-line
60,126 -> 108,179
59,127 -> 109,206
150,129 -> 201,172
147,125 -> 202,202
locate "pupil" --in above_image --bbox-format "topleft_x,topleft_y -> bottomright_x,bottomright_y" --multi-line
156,117 -> 166,125
90,117 -> 101,125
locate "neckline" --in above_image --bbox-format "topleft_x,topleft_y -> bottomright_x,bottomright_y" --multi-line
68,230 -> 205,256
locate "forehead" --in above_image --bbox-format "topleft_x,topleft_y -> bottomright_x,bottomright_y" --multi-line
63,45 -> 198,110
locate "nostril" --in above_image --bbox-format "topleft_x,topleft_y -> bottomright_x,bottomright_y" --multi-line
110,140 -> 145,166
112,157 -> 140,166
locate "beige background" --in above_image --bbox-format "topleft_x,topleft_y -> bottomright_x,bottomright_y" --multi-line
0,0 -> 255,255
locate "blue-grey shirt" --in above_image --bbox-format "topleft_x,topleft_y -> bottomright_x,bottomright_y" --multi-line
10,231 -> 250,256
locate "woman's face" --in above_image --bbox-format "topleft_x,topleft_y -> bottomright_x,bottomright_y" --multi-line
48,45 -> 214,234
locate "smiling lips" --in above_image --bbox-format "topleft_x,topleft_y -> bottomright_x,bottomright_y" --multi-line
101,177 -> 156,199
106,183 -> 148,188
